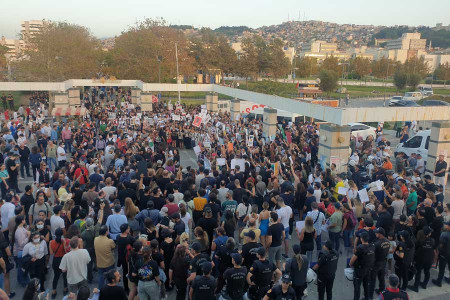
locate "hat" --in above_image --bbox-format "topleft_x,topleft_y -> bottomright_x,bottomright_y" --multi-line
244,230 -> 256,240
422,226 -> 433,236
256,247 -> 266,257
160,207 -> 168,216
388,274 -> 399,287
281,274 -> 292,283
374,227 -> 385,236
191,242 -> 202,252
231,253 -> 242,265
307,187 -> 314,194
201,262 -> 213,274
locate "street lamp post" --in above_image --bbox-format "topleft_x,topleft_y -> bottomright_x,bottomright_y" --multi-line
383,62 -> 395,106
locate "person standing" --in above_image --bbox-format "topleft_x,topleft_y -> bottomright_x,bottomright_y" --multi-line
432,220 -> 450,287
49,228 -> 67,298
57,142 -> 67,168
410,226 -> 434,292
350,232 -> 375,300
327,203 -> 344,252
94,225 -> 116,289
263,274 -> 296,300
284,244 -> 308,299
5,152 -> 20,193
169,245 -> 190,300
60,237 -> 91,293
267,212 -> 285,269
276,197 -> 293,259
247,247 -> 282,300
369,228 -> 390,297
433,153 -> 447,191
105,204 -> 127,241
313,240 -> 339,300
18,144 -> 31,178
223,253 -> 248,300
46,140 -> 58,172
61,125 -> 72,152
190,262 -> 216,300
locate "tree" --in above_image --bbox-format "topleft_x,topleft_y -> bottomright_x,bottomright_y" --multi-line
434,62 -> 450,82
111,18 -> 195,82
0,45 -> 8,80
236,37 -> 258,84
319,70 -> 338,94
351,57 -> 371,82
402,57 -> 430,79
296,56 -> 318,78
371,58 -> 400,79
394,71 -> 407,91
267,39 -> 291,79
407,73 -> 421,90
321,56 -> 342,76
13,21 -> 101,81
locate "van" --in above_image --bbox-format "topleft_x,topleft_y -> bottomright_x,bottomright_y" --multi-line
403,92 -> 423,101
395,130 -> 430,158
419,87 -> 433,96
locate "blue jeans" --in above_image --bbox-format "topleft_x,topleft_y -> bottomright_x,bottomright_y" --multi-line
47,157 -> 57,172
343,229 -> 354,248
328,231 -> 341,252
0,273 -> 3,290
64,139 -> 72,152
14,255 -> 29,287
97,265 -> 114,289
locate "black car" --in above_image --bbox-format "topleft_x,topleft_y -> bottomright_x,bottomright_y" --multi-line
421,100 -> 450,106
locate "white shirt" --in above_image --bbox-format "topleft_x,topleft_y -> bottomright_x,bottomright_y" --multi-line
59,248 -> 91,284
1,202 -> 15,230
277,205 -> 293,229
181,212 -> 191,233
313,189 -> 322,203
50,215 -> 65,239
57,146 -> 66,161
391,200 -> 405,221
416,159 -> 425,173
101,186 -> 117,202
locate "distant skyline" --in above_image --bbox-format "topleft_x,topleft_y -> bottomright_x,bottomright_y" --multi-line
1,0 -> 449,39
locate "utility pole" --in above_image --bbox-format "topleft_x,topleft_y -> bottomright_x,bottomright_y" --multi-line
175,43 -> 181,105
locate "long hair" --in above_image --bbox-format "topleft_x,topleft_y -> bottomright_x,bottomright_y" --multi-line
12,215 -> 25,250
124,197 -> 137,219
55,228 -> 64,244
172,245 -> 187,263
23,278 -> 40,300
142,246 -> 152,263
194,226 -> 209,246
295,252 -> 304,270
304,216 -> 315,233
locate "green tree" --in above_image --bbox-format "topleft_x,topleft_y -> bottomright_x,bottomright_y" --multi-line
407,73 -> 422,91
402,57 -> 429,79
351,57 -> 371,82
268,39 -> 291,79
0,45 -> 8,80
236,37 -> 258,85
111,18 -> 195,82
295,56 -> 318,78
13,21 -> 101,81
319,69 -> 339,94
371,58 -> 400,79
434,62 -> 450,83
321,56 -> 342,76
394,71 -> 407,91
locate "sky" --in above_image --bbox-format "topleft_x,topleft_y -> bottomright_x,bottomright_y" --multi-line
1,0 -> 449,39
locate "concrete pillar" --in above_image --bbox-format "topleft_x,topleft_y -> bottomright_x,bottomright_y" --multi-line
231,98 -> 240,120
131,88 -> 141,105
54,92 -> 69,109
140,93 -> 153,112
68,88 -> 81,107
263,107 -> 277,137
425,122 -> 450,186
318,124 -> 351,173
206,93 -> 218,113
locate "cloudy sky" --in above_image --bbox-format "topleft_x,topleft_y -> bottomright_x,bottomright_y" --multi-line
1,0 -> 448,38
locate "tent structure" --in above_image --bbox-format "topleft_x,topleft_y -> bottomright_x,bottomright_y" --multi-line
51,107 -> 88,116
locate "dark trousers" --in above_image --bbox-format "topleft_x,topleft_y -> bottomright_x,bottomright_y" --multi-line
318,276 -> 335,300
58,160 -> 66,168
437,255 -> 450,283
7,177 -> 19,193
414,262 -> 432,287
369,263 -> 386,297
64,139 -> 72,152
293,284 -> 307,299
20,161 -> 31,177
328,231 -> 341,252
52,257 -> 67,290
353,271 -> 370,300
174,279 -> 187,300
30,257 -> 46,290
119,259 -> 129,293
87,248 -> 95,282
0,181 -> 7,199
31,164 -> 40,181
395,264 -> 410,290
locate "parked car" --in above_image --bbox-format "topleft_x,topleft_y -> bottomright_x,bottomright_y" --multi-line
348,122 -> 376,140
403,91 -> 423,101
421,100 -> 450,106
395,130 -> 430,159
389,100 -> 420,107
389,96 -> 403,106
419,86 -> 434,96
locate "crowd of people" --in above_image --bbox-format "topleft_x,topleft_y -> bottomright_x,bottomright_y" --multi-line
0,86 -> 448,300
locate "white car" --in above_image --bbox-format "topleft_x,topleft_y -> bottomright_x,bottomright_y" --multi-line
348,123 -> 376,140
395,130 -> 430,158
419,87 -> 434,96
403,92 -> 423,101
389,96 -> 403,106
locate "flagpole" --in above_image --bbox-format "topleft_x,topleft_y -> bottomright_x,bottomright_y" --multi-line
175,43 -> 181,105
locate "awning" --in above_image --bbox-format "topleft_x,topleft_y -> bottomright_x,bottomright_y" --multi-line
52,107 -> 88,116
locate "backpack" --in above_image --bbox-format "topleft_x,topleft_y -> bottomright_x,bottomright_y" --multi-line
346,211 -> 357,228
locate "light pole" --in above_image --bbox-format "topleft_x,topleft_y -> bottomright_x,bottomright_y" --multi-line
339,62 -> 349,88
383,62 -> 395,106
